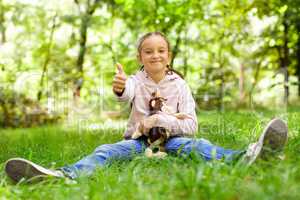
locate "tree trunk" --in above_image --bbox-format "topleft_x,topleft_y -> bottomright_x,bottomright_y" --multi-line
37,14 -> 57,101
296,23 -> 300,98
106,3 -> 117,64
0,100 -> 9,127
0,0 -> 6,43
170,23 -> 185,68
73,13 -> 88,100
183,31 -> 188,77
282,17 -> 289,106
239,64 -> 245,105
248,60 -> 262,107
170,34 -> 181,68
73,0 -> 100,101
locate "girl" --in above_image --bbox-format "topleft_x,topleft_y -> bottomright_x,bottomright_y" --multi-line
5,32 -> 288,182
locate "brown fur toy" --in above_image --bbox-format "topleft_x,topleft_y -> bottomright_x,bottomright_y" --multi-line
132,90 -> 192,158
145,92 -> 170,158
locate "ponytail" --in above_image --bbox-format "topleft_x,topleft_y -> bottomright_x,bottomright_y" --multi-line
166,65 -> 184,79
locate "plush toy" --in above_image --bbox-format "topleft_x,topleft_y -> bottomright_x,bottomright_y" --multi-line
132,90 -> 192,158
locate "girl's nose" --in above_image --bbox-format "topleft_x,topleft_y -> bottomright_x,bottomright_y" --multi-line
152,51 -> 159,58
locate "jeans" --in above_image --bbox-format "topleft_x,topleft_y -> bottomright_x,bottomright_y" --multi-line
61,137 -> 242,179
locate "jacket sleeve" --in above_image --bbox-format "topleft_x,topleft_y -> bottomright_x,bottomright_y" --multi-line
155,83 -> 198,137
114,75 -> 136,103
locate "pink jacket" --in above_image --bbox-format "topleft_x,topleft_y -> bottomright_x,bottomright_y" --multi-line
116,70 -> 198,139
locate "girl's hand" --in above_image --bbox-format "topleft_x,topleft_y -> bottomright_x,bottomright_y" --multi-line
138,114 -> 159,135
113,63 -> 127,95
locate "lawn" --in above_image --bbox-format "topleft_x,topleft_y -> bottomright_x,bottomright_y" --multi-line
0,108 -> 299,200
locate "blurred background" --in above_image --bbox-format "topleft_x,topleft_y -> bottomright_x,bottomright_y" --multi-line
0,0 -> 299,128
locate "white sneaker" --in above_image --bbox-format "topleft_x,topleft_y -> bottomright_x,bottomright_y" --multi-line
5,158 -> 65,183
241,118 -> 288,165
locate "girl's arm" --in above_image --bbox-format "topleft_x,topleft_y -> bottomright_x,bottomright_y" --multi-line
155,83 -> 198,136
112,63 -> 135,102
114,76 -> 136,102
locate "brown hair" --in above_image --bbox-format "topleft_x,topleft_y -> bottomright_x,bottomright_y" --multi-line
137,32 -> 184,79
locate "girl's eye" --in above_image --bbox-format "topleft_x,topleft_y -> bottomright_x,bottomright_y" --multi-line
145,51 -> 152,54
159,50 -> 165,53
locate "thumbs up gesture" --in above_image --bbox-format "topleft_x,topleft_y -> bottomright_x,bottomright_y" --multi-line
113,63 -> 127,95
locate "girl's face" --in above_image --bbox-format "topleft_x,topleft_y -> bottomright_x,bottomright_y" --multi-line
138,35 -> 171,75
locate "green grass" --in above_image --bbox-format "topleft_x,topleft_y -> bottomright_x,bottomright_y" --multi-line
0,108 -> 300,200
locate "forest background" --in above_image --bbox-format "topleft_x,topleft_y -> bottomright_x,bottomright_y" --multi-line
0,0 -> 300,128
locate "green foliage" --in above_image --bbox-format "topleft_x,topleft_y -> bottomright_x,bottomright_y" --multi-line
0,0 -> 300,128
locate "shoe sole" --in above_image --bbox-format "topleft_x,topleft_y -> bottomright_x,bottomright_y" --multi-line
248,118 -> 288,165
5,158 -> 62,183
260,118 -> 288,154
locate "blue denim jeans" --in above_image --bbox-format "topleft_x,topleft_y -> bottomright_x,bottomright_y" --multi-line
61,137 -> 242,179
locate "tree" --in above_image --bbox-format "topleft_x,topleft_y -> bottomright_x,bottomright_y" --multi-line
73,0 -> 101,101
0,0 -> 6,43
37,14 -> 58,101
254,0 -> 300,104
